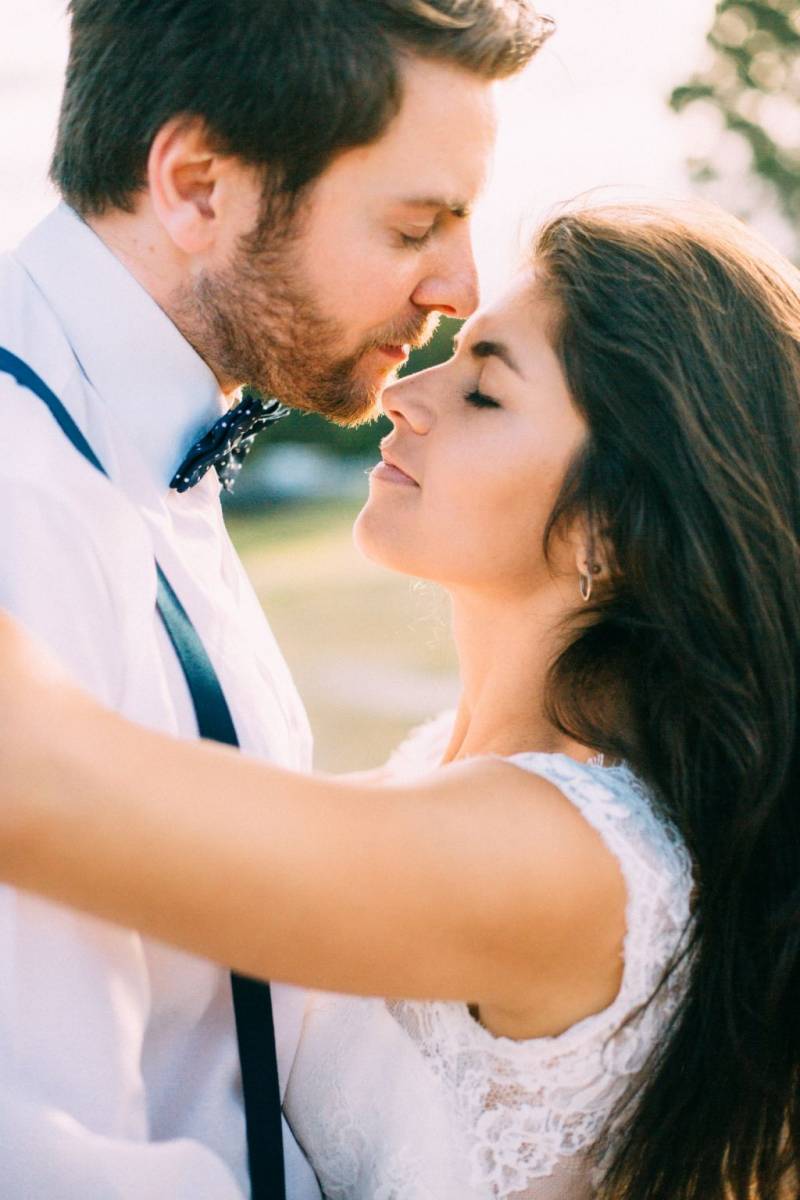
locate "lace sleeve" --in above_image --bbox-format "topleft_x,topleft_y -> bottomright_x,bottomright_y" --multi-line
387,754 -> 694,1196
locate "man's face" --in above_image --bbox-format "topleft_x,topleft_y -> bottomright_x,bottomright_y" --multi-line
177,56 -> 496,424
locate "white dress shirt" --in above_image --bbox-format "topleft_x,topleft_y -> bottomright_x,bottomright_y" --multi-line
0,204 -> 321,1200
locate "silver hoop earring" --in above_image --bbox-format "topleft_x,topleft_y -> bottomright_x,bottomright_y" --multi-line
579,572 -> 593,602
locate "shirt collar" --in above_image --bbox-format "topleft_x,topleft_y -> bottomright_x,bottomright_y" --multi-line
15,203 -> 224,490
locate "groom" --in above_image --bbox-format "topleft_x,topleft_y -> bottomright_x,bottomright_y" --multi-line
0,2 -> 548,1197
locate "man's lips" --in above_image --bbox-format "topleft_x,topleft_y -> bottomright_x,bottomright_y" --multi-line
375,343 -> 411,365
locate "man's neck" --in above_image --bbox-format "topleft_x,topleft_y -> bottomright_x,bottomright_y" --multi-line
85,208 -> 182,318
85,208 -> 239,398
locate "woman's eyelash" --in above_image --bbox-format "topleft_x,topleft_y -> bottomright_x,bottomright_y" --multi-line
464,388 -> 501,409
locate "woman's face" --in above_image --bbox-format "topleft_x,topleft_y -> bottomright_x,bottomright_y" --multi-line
353,274 -> 588,598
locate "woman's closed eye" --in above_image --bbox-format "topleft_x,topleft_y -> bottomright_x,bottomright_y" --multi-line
464,388 -> 501,409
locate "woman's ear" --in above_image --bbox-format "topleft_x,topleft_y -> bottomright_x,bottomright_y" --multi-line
570,517 -> 606,581
575,549 -> 606,580
570,517 -> 613,604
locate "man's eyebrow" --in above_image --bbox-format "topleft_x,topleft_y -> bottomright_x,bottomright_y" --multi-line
466,338 -> 523,377
397,196 -> 471,219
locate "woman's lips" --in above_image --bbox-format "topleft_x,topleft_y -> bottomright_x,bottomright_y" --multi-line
371,459 -> 418,487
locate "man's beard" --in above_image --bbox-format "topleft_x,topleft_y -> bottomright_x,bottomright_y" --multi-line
168,204 -> 438,426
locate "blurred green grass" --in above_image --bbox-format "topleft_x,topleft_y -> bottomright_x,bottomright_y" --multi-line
227,498 -> 459,771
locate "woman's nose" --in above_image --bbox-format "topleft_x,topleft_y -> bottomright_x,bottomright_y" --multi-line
381,370 -> 435,435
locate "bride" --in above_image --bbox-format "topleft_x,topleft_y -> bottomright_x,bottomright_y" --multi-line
1,200 -> 798,1200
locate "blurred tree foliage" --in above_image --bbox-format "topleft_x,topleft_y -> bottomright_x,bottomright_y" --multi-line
262,315 -> 463,456
670,0 -> 800,255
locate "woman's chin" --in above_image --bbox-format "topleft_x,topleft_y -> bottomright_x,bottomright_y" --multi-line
352,505 -> 421,578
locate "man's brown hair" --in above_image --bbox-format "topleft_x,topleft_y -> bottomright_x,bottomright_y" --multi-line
52,0 -> 553,217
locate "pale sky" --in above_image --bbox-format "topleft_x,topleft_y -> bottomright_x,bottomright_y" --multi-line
1,0 -> 719,293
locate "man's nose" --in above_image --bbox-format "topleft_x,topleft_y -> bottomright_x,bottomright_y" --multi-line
410,232 -> 480,320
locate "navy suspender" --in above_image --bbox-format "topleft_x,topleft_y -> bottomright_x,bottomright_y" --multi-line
0,347 -> 286,1200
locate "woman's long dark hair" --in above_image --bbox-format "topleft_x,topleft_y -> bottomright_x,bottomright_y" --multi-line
535,203 -> 800,1200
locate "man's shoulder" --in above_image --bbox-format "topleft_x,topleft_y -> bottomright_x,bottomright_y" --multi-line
0,364 -> 112,526
0,251 -> 100,486
0,249 -> 85,422
0,260 -> 152,583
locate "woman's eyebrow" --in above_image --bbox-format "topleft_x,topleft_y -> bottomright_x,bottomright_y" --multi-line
463,337 -> 523,377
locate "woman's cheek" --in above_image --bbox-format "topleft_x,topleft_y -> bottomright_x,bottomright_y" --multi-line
442,466 -> 514,561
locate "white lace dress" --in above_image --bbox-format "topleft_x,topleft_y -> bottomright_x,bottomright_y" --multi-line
283,714 -> 694,1199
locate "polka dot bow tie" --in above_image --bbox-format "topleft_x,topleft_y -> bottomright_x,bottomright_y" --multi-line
170,391 -> 289,494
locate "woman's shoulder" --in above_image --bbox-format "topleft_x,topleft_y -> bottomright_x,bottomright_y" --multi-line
498,751 -> 694,1059
387,721 -> 691,997
386,720 -> 694,1026
504,751 -> 693,966
389,714 -> 690,883
386,716 -> 690,890
504,751 -> 693,924
384,753 -> 694,1191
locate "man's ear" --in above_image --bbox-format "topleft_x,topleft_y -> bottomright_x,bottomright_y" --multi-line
147,117 -> 230,256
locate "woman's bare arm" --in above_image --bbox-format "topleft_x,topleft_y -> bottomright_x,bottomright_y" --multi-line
0,613 -> 625,1015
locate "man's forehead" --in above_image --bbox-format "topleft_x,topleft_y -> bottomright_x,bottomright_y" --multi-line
373,59 -> 497,204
